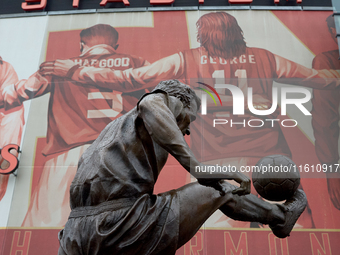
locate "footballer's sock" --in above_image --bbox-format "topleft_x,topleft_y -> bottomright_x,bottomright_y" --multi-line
269,189 -> 307,238
219,193 -> 285,226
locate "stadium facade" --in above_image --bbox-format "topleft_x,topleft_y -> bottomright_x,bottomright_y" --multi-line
0,0 -> 339,254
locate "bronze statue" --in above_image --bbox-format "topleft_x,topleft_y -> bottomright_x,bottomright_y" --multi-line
58,80 -> 307,255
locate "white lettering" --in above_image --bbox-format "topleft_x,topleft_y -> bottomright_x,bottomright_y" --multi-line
281,87 -> 312,116
230,57 -> 238,64
202,85 -> 311,117
83,59 -> 89,66
239,54 -> 246,63
74,59 -> 82,65
107,59 -> 114,68
114,58 -> 121,67
248,119 -> 264,127
122,57 -> 129,67
265,119 -> 280,127
99,59 -> 106,68
213,119 -> 228,127
220,58 -> 227,64
249,55 -> 255,63
230,119 -> 246,127
247,87 -> 278,116
281,119 -> 298,127
210,56 -> 217,64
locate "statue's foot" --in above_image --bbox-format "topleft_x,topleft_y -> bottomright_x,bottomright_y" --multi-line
269,189 -> 307,238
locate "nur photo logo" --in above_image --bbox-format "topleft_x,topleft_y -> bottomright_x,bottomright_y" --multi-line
198,82 -> 312,128
197,82 -> 223,115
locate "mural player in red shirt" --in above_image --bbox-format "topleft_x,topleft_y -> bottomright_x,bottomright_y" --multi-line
0,24 -> 150,227
0,57 -> 24,201
311,14 -> 340,210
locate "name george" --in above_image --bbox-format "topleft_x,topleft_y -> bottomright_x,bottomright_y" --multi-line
201,54 -> 256,65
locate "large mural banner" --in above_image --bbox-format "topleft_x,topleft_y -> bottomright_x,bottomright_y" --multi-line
0,15 -> 47,254
0,10 -> 339,255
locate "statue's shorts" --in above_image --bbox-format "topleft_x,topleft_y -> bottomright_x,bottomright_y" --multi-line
58,191 -> 179,255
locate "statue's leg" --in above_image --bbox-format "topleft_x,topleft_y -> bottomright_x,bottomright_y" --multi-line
176,181 -> 306,248
219,189 -> 284,225
220,186 -> 307,238
176,181 -> 235,248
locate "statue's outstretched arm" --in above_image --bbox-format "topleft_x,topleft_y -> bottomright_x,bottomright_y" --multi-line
138,93 -> 250,196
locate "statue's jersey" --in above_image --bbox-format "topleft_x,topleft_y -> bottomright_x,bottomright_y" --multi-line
70,90 -> 169,208
181,47 -> 291,160
2,45 -> 148,156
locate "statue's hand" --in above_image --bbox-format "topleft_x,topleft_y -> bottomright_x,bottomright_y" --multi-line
225,171 -> 251,196
198,171 -> 251,197
198,178 -> 227,196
